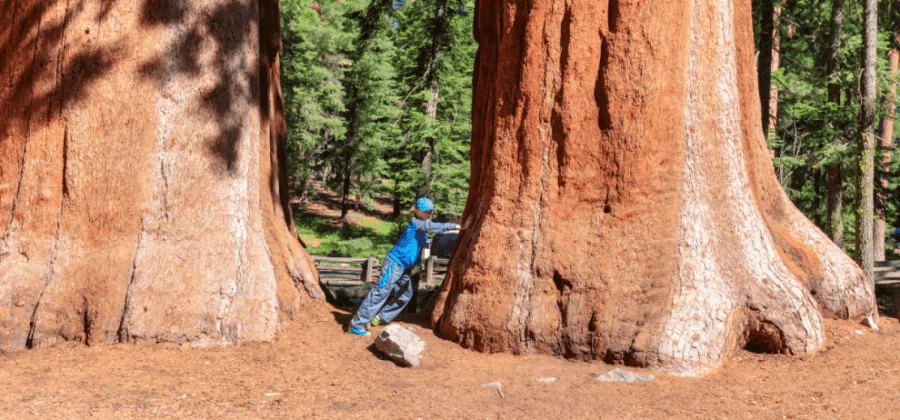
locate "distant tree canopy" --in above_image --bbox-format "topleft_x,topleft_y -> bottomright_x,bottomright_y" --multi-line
280,0 -> 897,257
280,0 -> 476,219
752,0 -> 899,257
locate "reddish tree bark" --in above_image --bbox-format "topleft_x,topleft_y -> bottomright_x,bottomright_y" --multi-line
0,0 -> 322,352
432,0 -> 875,376
758,0 -> 781,146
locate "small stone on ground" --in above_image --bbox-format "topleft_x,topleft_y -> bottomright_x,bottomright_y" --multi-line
596,368 -> 655,383
374,324 -> 427,367
864,316 -> 879,330
481,382 -> 504,398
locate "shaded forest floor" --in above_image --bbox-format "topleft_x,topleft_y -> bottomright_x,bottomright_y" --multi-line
1,300 -> 898,419
294,183 -> 399,258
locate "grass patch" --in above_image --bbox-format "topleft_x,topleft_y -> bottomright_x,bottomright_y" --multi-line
295,212 -> 399,258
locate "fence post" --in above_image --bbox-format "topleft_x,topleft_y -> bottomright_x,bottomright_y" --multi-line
369,257 -> 378,282
426,256 -> 435,287
360,257 -> 372,283
361,258 -> 368,283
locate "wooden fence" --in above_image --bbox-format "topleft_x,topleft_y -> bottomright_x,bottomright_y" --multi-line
313,255 -> 450,287
876,260 -> 900,284
423,256 -> 450,287
313,256 -> 381,286
315,256 -> 899,286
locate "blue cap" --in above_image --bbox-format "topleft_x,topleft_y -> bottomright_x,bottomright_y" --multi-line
415,197 -> 435,212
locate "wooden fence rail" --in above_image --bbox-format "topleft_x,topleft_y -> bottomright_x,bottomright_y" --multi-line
424,257 -> 450,287
314,256 -> 900,286
313,255 -> 450,287
875,260 -> 900,284
313,256 -> 381,285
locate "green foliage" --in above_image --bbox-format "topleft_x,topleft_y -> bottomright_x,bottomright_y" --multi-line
282,0 -> 898,259
280,0 -> 476,219
280,0 -> 359,196
295,212 -> 396,258
756,0 -> 899,254
335,0 -> 401,193
388,0 -> 476,217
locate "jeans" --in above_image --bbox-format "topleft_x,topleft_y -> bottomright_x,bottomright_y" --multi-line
349,256 -> 414,330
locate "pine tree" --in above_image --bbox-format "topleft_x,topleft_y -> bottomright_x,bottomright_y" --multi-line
876,1 -> 900,261
758,0 -> 782,146
337,0 -> 400,221
390,0 -> 476,217
826,0 -> 846,247
280,0 -> 354,200
857,0 -> 878,280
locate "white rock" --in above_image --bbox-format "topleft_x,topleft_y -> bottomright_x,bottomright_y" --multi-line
375,324 -> 427,367
596,368 -> 655,383
863,316 -> 879,330
482,382 -> 504,398
854,330 -> 864,335
537,377 -> 556,383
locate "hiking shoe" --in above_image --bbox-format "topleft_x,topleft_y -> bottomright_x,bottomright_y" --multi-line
347,327 -> 370,336
370,316 -> 388,327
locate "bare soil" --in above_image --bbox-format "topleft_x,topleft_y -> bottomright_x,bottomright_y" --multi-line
1,301 -> 898,419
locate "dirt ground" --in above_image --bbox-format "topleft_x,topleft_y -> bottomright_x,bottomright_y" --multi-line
1,302 -> 898,419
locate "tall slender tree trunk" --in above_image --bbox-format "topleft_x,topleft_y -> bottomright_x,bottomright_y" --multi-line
354,176 -> 362,211
0,0 -> 322,353
857,0 -> 878,282
392,182 -> 402,218
339,165 -> 353,222
769,5 -> 781,147
319,131 -> 331,184
826,0 -> 845,247
758,0 -> 781,148
420,79 -> 439,198
417,0 -> 449,198
826,168 -> 844,246
433,0 -> 874,377
876,23 -> 900,261
339,0 -> 392,215
812,169 -> 824,228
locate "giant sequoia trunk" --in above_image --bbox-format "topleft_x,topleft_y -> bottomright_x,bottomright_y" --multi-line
0,0 -> 323,352
432,0 -> 875,376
